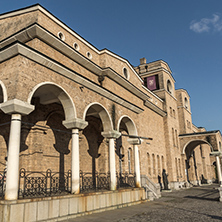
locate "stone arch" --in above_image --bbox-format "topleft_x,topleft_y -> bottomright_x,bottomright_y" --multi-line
27,82 -> 76,121
182,139 -> 213,156
83,102 -> 113,132
80,103 -> 113,176
0,80 -> 8,103
117,115 -> 138,136
0,81 -> 9,172
116,115 -> 138,177
182,139 -> 213,184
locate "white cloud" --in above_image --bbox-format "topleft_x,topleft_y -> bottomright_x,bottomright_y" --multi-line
190,14 -> 222,33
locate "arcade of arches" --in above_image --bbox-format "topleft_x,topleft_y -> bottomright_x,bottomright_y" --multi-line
0,4 -> 222,202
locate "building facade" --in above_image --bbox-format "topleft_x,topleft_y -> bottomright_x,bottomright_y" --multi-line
0,3 -> 221,210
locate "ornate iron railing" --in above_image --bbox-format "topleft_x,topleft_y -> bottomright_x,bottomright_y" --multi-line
80,171 -> 135,192
80,171 -> 110,191
19,168 -> 71,198
0,170 -> 6,199
117,172 -> 135,188
0,169 -> 136,199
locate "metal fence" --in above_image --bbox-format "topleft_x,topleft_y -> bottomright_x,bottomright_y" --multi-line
80,171 -> 110,191
0,169 -> 135,199
0,171 -> 6,199
117,172 -> 135,188
80,171 -> 135,192
18,168 -> 72,198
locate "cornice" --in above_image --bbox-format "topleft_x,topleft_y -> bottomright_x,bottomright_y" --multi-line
0,4 -> 143,83
179,130 -> 219,138
0,23 -> 166,116
144,100 -> 166,117
0,42 -> 144,114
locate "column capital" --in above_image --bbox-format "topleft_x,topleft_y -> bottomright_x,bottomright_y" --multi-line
62,118 -> 88,130
127,138 -> 141,145
0,99 -> 34,115
101,130 -> 121,139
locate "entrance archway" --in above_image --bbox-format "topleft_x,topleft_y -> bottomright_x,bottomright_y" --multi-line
183,140 -> 214,185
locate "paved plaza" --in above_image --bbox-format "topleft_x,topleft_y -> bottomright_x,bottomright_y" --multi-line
65,184 -> 222,222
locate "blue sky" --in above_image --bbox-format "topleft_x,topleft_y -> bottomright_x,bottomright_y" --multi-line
1,1 -> 222,133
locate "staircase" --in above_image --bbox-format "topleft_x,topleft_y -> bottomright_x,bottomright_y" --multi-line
141,175 -> 161,200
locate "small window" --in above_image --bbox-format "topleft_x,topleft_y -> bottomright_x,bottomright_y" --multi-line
184,97 -> 188,109
86,51 -> 92,59
73,42 -> 80,51
58,32 -> 65,41
123,68 -> 129,79
170,107 -> 172,116
173,109 -> 175,118
167,80 -> 172,94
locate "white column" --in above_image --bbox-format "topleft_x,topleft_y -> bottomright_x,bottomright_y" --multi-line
216,156 -> 222,187
109,138 -> 116,190
5,114 -> 22,200
71,128 -> 80,194
134,145 -> 141,188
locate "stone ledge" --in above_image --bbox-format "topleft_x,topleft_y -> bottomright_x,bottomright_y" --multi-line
0,188 -> 145,222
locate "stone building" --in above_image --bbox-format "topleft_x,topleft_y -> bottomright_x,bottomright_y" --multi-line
0,4 -> 221,221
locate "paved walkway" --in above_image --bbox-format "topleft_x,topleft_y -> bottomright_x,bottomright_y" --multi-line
64,184 -> 222,222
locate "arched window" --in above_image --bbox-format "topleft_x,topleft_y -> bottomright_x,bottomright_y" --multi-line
175,129 -> 178,147
157,155 -> 160,175
178,158 -> 182,178
173,109 -> 176,118
147,152 -> 151,175
172,128 -> 175,146
167,80 -> 172,94
184,97 -> 188,109
128,148 -> 133,173
123,68 -> 129,80
152,154 -> 156,176
175,158 -> 179,180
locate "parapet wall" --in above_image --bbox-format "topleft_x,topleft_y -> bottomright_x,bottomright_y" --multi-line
0,188 -> 145,222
